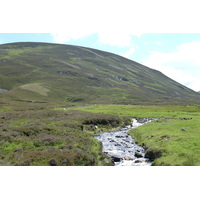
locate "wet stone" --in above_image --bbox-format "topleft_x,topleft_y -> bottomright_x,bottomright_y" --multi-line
135,152 -> 143,158
115,135 -> 124,138
94,118 -> 153,166
135,160 -> 142,163
111,156 -> 121,162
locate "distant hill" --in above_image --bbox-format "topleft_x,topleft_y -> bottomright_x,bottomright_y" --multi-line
0,42 -> 200,105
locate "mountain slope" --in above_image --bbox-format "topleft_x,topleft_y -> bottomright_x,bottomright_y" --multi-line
0,42 -> 200,105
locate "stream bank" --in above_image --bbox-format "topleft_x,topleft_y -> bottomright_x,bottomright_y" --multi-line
94,118 -> 153,166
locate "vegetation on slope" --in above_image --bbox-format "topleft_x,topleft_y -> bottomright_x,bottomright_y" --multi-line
0,42 -> 200,105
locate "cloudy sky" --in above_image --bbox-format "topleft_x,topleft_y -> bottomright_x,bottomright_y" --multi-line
1,0 -> 200,91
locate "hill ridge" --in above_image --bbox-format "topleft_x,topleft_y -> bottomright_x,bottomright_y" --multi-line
0,42 -> 200,105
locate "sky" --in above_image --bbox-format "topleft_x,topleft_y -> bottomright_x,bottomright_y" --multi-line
1,0 -> 200,92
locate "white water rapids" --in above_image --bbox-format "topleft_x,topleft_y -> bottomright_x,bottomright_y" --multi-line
94,118 -> 153,166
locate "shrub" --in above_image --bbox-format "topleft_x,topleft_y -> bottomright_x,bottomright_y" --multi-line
33,134 -> 59,147
49,159 -> 57,166
0,132 -> 20,142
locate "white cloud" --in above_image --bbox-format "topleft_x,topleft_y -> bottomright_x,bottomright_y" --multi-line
51,30 -> 142,48
155,41 -> 162,46
143,42 -> 200,91
52,32 -> 92,44
49,1 -> 147,47
98,31 -> 132,47
21,0 -> 199,48
122,47 -> 136,58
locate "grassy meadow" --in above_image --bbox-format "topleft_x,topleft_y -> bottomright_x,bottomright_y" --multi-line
74,104 -> 200,166
1,100 -> 200,166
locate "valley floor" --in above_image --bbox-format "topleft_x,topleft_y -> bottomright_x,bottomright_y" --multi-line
1,101 -> 200,166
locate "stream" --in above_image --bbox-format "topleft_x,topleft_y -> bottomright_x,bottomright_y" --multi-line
94,118 -> 153,166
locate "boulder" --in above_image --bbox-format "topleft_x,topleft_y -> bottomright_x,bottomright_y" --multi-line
180,128 -> 186,131
111,156 -> 121,162
135,160 -> 139,163
115,135 -> 124,138
135,160 -> 142,163
135,152 -> 143,158
123,157 -> 132,160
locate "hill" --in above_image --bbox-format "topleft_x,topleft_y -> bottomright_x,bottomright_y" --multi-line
0,42 -> 200,105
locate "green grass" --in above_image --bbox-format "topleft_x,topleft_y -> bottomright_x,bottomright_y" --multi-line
73,104 -> 200,118
0,106 -> 11,112
130,117 -> 200,165
19,83 -> 50,96
9,120 -> 30,127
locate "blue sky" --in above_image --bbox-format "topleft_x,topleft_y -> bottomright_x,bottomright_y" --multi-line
1,33 -> 200,91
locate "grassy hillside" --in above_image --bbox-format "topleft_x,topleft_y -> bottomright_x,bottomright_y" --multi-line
0,42 -> 200,105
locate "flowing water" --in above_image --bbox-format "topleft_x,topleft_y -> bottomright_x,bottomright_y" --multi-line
94,118 -> 153,166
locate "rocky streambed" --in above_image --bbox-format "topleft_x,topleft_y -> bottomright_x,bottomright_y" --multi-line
94,118 -> 153,166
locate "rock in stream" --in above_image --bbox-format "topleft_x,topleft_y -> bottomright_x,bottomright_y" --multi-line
94,118 -> 153,166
